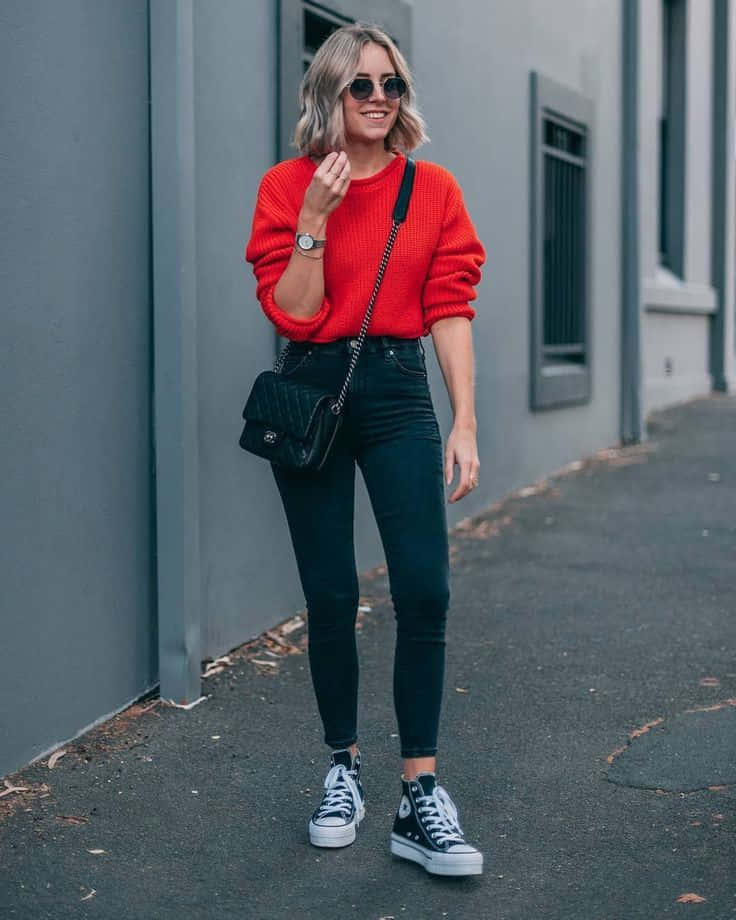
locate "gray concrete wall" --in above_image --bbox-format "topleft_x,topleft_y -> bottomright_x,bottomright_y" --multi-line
0,1 -> 155,776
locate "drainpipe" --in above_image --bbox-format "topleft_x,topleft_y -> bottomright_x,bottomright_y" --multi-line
710,0 -> 735,392
621,0 -> 643,443
149,0 -> 202,704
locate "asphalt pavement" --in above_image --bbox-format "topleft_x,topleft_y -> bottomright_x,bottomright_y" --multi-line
2,394 -> 735,920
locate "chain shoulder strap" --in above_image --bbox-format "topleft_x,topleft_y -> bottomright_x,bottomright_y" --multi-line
274,155 -> 416,405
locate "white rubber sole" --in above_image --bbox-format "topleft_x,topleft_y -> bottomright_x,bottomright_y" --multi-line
390,833 -> 483,876
308,803 -> 365,848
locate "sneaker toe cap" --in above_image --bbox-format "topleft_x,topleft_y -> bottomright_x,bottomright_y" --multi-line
446,843 -> 479,854
314,815 -> 348,826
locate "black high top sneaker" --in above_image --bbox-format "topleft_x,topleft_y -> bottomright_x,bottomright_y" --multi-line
390,771 -> 483,875
308,748 -> 365,848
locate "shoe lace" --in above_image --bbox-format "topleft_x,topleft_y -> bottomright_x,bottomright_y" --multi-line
416,784 -> 466,845
316,764 -> 361,819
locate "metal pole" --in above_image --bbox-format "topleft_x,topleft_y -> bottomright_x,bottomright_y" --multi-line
621,0 -> 643,444
149,0 -> 202,703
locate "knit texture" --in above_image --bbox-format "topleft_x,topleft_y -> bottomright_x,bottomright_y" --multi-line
245,152 -> 485,342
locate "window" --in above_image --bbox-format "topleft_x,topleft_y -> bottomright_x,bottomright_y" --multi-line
529,72 -> 593,410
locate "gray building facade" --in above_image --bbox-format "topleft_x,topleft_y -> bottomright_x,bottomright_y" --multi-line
1,0 -> 734,777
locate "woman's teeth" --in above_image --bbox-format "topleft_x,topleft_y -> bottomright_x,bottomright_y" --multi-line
363,112 -> 387,119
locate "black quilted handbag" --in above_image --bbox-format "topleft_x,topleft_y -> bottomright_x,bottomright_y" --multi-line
239,155 -> 415,473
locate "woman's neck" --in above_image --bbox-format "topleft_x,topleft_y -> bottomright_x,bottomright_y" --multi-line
310,144 -> 395,179
346,145 -> 396,179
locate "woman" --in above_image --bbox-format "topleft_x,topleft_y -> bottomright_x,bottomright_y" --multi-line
245,22 -> 486,877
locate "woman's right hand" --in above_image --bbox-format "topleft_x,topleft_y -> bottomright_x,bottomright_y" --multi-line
301,151 -> 351,221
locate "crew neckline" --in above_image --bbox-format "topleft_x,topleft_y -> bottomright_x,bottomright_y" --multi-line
303,151 -> 405,189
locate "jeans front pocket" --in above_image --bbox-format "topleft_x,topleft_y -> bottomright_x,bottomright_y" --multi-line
386,347 -> 427,378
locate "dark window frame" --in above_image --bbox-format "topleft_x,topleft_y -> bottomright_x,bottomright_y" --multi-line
529,71 -> 594,411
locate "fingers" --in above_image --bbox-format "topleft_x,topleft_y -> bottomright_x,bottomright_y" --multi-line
308,151 -> 351,214
316,151 -> 349,185
445,450 -> 454,488
446,454 -> 480,504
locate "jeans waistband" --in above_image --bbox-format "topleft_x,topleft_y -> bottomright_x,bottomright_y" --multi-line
286,335 -> 424,356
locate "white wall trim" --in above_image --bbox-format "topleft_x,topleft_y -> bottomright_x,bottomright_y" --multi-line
643,266 -> 718,314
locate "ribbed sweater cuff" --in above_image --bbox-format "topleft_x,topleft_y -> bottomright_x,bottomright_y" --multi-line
423,303 -> 476,332
262,288 -> 330,341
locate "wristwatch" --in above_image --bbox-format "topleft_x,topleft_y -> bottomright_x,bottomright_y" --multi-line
295,232 -> 326,252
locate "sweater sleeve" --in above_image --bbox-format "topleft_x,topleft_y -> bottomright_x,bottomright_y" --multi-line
244,168 -> 331,341
421,174 -> 486,332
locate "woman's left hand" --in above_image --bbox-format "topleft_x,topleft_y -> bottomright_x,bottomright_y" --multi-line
445,424 -> 480,503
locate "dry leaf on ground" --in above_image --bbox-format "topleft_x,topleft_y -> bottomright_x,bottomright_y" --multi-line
48,749 -> 67,769
676,893 -> 706,904
0,780 -> 30,799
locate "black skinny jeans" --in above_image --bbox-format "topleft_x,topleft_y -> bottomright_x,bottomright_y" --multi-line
271,335 -> 451,759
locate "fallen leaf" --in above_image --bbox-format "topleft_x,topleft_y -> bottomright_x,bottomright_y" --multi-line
203,655 -> 234,678
48,749 -> 67,769
163,696 -> 208,710
455,687 -> 469,694
87,849 -> 106,855
250,659 -> 278,667
630,717 -> 664,739
57,815 -> 88,825
699,677 -> 721,687
686,698 -> 736,714
80,889 -> 97,902
0,780 -> 30,799
279,615 -> 305,635
676,893 -> 706,904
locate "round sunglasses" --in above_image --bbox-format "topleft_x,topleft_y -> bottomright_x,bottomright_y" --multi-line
345,75 -> 407,101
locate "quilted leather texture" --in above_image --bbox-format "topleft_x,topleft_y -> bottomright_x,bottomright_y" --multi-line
239,371 -> 343,472
242,372 -> 333,439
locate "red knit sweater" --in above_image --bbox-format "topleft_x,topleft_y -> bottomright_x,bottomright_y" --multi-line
245,151 -> 485,342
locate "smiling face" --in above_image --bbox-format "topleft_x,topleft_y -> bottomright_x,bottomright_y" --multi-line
341,42 -> 401,149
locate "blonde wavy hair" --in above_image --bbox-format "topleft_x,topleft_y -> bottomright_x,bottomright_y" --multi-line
293,22 -> 429,156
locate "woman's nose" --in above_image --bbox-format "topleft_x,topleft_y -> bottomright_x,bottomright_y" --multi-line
369,83 -> 387,102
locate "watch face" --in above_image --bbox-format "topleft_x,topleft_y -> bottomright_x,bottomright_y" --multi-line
297,233 -> 314,250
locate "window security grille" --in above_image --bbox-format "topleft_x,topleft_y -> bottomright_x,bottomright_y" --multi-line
530,72 -> 593,410
542,116 -> 586,366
